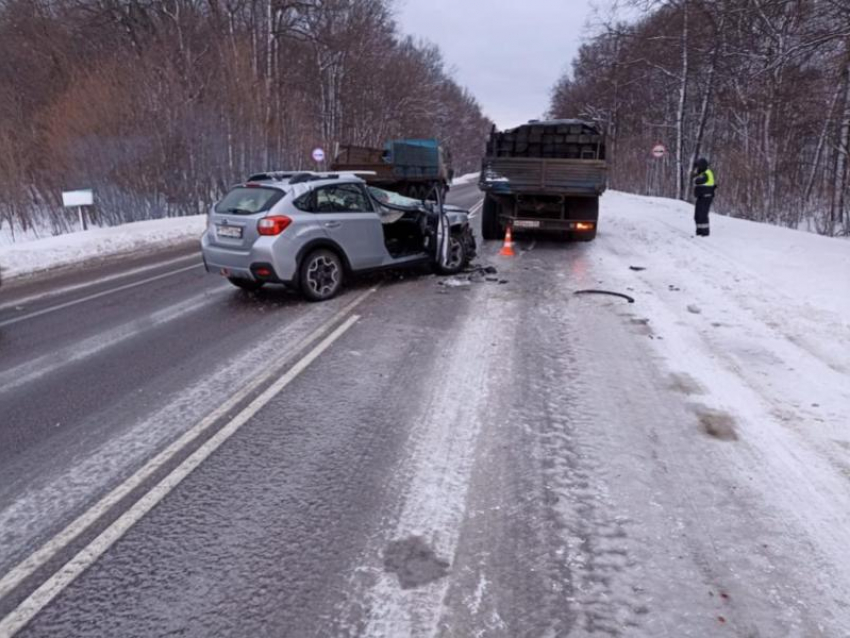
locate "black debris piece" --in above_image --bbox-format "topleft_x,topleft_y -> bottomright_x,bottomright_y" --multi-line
463,264 -> 498,276
574,289 -> 636,303
629,266 -> 646,271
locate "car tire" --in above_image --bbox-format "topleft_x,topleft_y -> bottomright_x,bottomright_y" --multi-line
228,277 -> 264,292
481,195 -> 501,240
299,249 -> 344,302
436,233 -> 467,275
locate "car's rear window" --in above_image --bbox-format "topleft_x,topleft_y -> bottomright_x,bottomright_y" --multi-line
215,187 -> 284,215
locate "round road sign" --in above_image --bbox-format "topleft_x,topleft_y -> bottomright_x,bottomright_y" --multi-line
312,147 -> 325,163
651,143 -> 667,159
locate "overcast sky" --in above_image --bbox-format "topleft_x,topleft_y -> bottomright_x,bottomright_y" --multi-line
395,0 -> 597,130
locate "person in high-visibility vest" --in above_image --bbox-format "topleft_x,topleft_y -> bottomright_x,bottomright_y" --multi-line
692,158 -> 716,237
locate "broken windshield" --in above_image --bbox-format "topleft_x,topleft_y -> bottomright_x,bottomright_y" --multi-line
368,186 -> 422,210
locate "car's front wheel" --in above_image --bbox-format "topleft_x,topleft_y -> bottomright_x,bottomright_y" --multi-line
228,277 -> 264,292
300,249 -> 344,301
436,233 -> 468,275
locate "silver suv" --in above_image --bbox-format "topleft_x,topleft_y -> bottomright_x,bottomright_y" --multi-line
201,172 -> 476,301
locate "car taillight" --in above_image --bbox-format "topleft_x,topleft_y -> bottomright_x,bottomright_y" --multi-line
576,222 -> 595,231
257,215 -> 292,236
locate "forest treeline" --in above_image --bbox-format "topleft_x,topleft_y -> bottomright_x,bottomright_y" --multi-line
551,0 -> 850,236
0,0 -> 491,238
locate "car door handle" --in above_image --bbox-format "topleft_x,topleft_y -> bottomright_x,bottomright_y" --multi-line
324,221 -> 342,229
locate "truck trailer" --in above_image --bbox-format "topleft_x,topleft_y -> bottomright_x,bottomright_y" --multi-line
478,119 -> 608,241
331,139 -> 453,201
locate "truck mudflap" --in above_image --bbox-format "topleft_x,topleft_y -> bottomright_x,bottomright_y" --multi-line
511,219 -> 596,232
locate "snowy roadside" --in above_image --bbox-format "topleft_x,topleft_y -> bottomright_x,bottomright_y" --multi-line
451,172 -> 480,186
0,215 -> 206,281
596,190 -> 850,456
592,191 -> 850,611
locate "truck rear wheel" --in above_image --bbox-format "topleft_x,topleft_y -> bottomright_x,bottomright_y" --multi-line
481,195 -> 502,240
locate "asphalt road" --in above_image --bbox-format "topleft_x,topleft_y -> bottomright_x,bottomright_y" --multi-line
0,182 -> 845,637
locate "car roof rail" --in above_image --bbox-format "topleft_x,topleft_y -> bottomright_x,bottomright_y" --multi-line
288,172 -> 340,184
245,170 -> 376,185
246,171 -> 300,182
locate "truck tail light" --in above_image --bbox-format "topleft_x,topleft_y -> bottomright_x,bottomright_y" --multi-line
576,222 -> 595,231
258,215 -> 292,236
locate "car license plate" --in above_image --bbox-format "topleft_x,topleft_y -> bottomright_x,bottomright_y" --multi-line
217,224 -> 243,239
513,220 -> 540,229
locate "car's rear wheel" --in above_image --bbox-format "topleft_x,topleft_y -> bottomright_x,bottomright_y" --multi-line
228,277 -> 264,292
300,249 -> 344,302
436,233 -> 467,275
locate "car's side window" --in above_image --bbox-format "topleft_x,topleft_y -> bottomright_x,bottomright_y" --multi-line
314,184 -> 373,213
293,192 -> 314,212
314,187 -> 339,213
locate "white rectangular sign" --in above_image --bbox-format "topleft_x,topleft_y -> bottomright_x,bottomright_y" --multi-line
62,189 -> 93,207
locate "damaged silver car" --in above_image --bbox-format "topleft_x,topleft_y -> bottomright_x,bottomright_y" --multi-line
201,171 -> 476,301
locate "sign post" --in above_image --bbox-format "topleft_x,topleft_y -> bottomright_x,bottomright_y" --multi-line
62,189 -> 94,231
312,147 -> 325,170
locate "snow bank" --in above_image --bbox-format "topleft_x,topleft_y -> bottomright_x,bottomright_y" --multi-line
451,172 -> 480,186
603,191 -> 850,310
0,215 -> 206,280
592,191 -> 850,591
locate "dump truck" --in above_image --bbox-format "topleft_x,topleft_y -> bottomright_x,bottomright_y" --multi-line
331,139 -> 453,201
478,119 -> 607,241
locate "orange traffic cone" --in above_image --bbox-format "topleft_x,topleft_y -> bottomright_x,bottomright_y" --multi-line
499,225 -> 515,257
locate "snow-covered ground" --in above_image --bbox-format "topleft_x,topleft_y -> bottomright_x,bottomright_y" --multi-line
0,215 -> 205,280
583,191 -> 850,631
451,172 -> 480,186
596,191 -> 849,430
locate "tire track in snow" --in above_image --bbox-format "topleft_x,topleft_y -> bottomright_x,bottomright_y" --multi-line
332,284 -> 504,638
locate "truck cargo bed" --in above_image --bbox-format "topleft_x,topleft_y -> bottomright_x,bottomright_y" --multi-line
481,157 -> 607,196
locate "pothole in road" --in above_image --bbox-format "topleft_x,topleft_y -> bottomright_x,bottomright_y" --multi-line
383,536 -> 450,589
693,406 -> 739,441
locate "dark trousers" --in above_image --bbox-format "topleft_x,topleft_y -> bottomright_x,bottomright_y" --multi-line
694,196 -> 713,236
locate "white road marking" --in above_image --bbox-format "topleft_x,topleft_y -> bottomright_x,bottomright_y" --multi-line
0,253 -> 200,313
467,199 -> 484,218
0,263 -> 203,329
0,288 -> 375,636
0,287 -> 228,394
